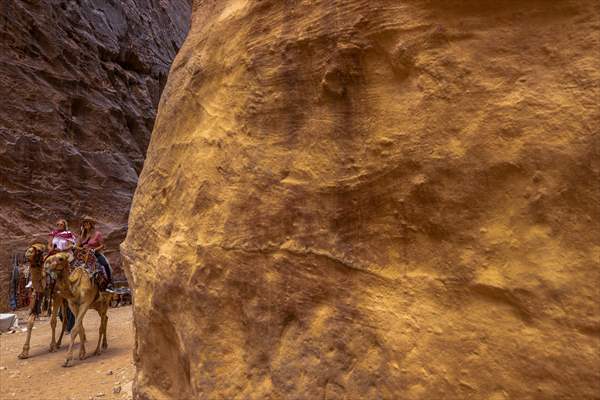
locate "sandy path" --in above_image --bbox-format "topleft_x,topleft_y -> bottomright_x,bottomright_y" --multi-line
0,305 -> 134,400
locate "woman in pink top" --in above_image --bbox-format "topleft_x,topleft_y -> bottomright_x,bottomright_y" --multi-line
77,216 -> 113,291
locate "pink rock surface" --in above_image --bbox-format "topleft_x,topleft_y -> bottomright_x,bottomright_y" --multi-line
0,0 -> 191,309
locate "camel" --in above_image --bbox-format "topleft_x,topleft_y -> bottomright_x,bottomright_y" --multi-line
44,251 -> 112,367
18,244 -> 68,359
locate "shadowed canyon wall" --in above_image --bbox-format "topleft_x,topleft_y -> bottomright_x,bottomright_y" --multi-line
0,0 -> 191,309
124,1 -> 600,398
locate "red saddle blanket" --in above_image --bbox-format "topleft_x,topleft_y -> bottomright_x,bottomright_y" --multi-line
73,247 -> 98,271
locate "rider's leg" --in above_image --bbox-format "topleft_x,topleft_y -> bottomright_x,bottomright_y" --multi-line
66,306 -> 75,333
94,252 -> 112,282
95,252 -> 114,292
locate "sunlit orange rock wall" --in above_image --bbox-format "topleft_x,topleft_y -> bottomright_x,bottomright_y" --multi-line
124,1 -> 600,398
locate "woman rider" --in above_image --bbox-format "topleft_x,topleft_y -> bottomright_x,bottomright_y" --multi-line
78,216 -> 114,292
48,219 -> 76,333
48,219 -> 76,253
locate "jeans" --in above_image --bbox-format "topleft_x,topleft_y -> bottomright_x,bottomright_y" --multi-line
94,252 -> 113,283
59,305 -> 76,332
66,307 -> 75,331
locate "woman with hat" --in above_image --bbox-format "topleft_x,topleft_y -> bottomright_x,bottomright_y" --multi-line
77,216 -> 114,292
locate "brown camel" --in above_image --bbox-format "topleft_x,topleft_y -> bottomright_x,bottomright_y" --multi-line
44,251 -> 112,367
18,244 -> 69,359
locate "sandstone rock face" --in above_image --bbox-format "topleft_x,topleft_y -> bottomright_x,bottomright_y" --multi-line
124,1 -> 600,398
0,0 -> 191,307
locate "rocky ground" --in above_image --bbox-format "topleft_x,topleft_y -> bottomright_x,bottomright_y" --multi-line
0,305 -> 134,400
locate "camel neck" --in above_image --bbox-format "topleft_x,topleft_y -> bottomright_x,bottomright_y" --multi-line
56,271 -> 75,300
29,258 -> 42,269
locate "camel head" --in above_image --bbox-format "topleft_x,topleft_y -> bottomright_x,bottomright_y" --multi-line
25,243 -> 46,267
44,252 -> 71,280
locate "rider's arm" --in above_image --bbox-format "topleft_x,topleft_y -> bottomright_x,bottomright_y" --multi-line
76,226 -> 85,247
47,236 -> 53,251
93,231 -> 105,253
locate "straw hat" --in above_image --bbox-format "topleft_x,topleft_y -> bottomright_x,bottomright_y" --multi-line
81,215 -> 96,225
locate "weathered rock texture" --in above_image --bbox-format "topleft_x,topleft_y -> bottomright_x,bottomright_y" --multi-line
124,1 -> 600,399
0,0 -> 191,308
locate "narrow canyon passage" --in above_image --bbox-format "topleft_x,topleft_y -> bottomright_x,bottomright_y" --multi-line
0,0 -> 192,308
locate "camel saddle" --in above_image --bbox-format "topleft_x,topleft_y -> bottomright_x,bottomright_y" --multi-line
73,247 -> 108,291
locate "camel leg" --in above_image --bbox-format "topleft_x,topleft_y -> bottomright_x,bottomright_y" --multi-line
94,311 -> 106,355
102,296 -> 112,350
74,304 -> 88,360
49,299 -> 59,352
42,291 -> 50,317
17,312 -> 36,359
56,299 -> 68,348
101,312 -> 108,350
93,322 -> 103,355
46,294 -> 53,317
80,321 -> 87,353
78,323 -> 87,360
63,302 -> 85,367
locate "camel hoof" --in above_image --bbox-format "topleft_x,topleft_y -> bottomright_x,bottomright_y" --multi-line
93,350 -> 101,356
79,353 -> 86,360
17,352 -> 29,359
62,359 -> 73,368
